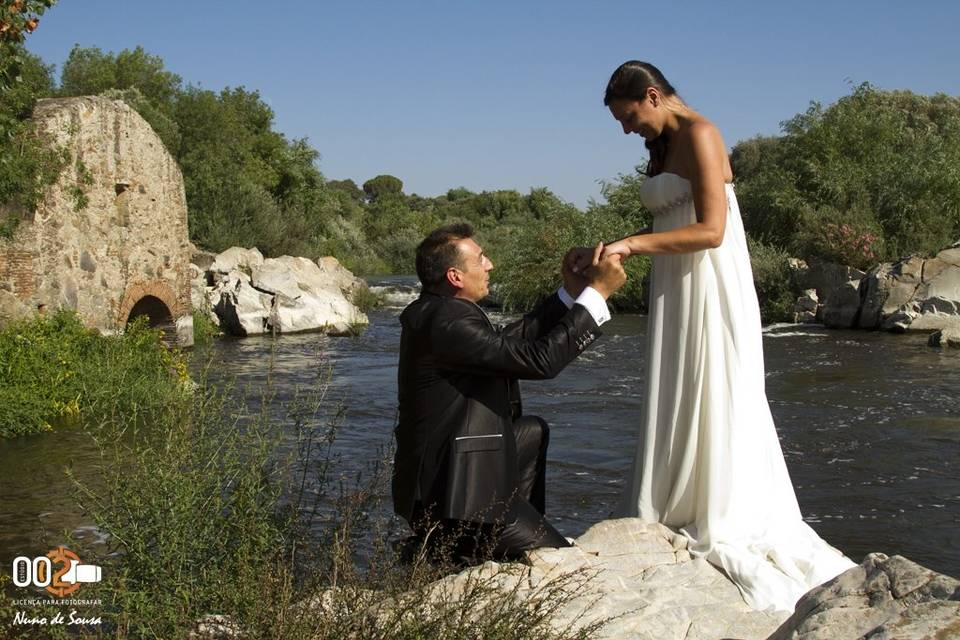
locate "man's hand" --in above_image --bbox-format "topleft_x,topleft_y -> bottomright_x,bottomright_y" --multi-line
584,253 -> 627,300
562,251 -> 590,297
564,245 -> 596,275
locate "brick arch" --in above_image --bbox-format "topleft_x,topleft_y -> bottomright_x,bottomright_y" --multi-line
118,280 -> 180,327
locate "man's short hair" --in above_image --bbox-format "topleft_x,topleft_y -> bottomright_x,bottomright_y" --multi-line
415,223 -> 475,289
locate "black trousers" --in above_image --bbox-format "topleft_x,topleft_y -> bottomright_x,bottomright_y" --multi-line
412,416 -> 571,562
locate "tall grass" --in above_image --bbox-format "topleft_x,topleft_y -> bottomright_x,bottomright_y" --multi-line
0,311 -> 189,438
1,330 -> 606,638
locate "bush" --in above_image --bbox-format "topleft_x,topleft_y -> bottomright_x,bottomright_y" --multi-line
191,307 -> 222,345
789,204 -> 884,270
748,238 -> 802,324
734,84 -> 960,264
0,310 -> 189,438
349,283 -> 385,313
491,175 -> 651,313
40,352 -> 608,639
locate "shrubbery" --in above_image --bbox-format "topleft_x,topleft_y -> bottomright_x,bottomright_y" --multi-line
0,310 -> 189,437
733,83 -> 960,266
747,237 -> 803,324
0,339 -> 605,638
489,174 -> 651,313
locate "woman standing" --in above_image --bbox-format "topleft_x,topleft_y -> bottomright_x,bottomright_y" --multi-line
576,61 -> 855,612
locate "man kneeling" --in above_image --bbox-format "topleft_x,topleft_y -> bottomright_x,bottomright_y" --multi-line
392,223 -> 625,563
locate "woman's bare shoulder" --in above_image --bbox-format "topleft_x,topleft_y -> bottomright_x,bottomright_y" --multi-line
685,117 -> 724,145
679,117 -> 732,181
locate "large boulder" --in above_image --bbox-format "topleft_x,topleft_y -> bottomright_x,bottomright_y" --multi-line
858,256 -> 925,330
192,248 -> 368,337
821,279 -> 863,329
212,270 -> 274,336
909,246 -> 960,329
317,256 -> 366,297
252,256 -> 367,335
855,248 -> 960,332
800,261 -> 866,305
928,324 -> 960,348
817,244 -> 960,332
407,519 -> 788,639
209,247 -> 264,275
769,553 -> 960,640
789,261 -> 866,325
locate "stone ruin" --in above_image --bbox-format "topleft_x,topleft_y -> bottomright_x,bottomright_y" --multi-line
0,96 -> 194,346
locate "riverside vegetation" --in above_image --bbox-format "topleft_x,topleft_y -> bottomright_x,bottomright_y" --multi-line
2,5 -> 958,637
0,319 -> 608,639
0,311 -> 190,438
3,10 -> 959,322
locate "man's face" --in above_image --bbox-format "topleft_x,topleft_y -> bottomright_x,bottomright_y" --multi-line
451,238 -> 493,302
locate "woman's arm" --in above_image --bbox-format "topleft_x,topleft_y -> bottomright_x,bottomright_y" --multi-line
606,122 -> 729,257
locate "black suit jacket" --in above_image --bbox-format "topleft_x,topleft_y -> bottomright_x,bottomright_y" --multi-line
393,291 -> 601,525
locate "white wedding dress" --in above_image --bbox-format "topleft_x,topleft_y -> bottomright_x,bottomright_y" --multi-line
618,172 -> 856,613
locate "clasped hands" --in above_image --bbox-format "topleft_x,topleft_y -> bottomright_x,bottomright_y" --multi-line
561,241 -> 628,300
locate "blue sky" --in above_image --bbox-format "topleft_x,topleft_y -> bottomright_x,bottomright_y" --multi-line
25,1 -> 960,208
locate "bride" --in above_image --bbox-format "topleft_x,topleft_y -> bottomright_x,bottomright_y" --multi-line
571,60 -> 855,612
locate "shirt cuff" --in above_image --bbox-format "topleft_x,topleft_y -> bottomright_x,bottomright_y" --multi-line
557,286 -> 611,326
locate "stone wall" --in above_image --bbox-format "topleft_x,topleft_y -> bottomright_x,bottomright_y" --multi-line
0,96 -> 193,345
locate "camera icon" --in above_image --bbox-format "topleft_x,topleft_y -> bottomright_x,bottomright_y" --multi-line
62,559 -> 102,584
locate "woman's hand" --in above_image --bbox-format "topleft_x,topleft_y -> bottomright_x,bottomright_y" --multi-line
601,238 -> 632,261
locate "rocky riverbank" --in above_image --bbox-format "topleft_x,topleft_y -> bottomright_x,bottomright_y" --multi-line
412,519 -> 959,640
189,246 -> 369,337
191,518 -> 958,639
790,241 -> 960,347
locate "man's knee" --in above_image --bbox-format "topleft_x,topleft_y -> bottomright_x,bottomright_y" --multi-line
516,414 -> 550,448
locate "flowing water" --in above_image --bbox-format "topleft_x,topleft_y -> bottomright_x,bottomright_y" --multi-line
2,275 -> 959,579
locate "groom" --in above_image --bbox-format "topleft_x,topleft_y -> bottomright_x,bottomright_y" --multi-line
393,223 -> 626,562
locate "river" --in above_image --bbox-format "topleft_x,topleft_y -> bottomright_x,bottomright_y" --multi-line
1,276 -> 958,579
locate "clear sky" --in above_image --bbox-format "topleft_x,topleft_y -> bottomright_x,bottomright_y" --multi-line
24,1 -> 960,208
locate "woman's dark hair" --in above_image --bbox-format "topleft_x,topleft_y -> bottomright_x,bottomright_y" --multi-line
604,60 -> 678,176
415,222 -> 474,290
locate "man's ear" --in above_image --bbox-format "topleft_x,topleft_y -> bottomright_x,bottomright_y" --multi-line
445,267 -> 464,290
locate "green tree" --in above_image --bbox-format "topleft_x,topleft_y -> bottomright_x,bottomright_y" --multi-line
733,84 -> 960,265
59,45 -> 183,152
60,44 -> 182,106
174,86 -> 335,256
489,182 -> 649,312
327,178 -> 364,203
0,0 -> 56,92
362,174 -> 403,202
0,2 -> 62,238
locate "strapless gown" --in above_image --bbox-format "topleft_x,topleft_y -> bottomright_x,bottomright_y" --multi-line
617,172 -> 856,612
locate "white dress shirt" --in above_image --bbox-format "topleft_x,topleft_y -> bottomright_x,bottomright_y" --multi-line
556,286 -> 611,326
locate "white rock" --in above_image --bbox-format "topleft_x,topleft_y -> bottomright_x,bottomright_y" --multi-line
317,256 -> 366,296
198,251 -> 368,337
251,256 -> 368,335
213,270 -> 273,336
928,323 -> 960,348
209,247 -> 264,274
426,518 -> 788,640
769,553 -> 960,640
